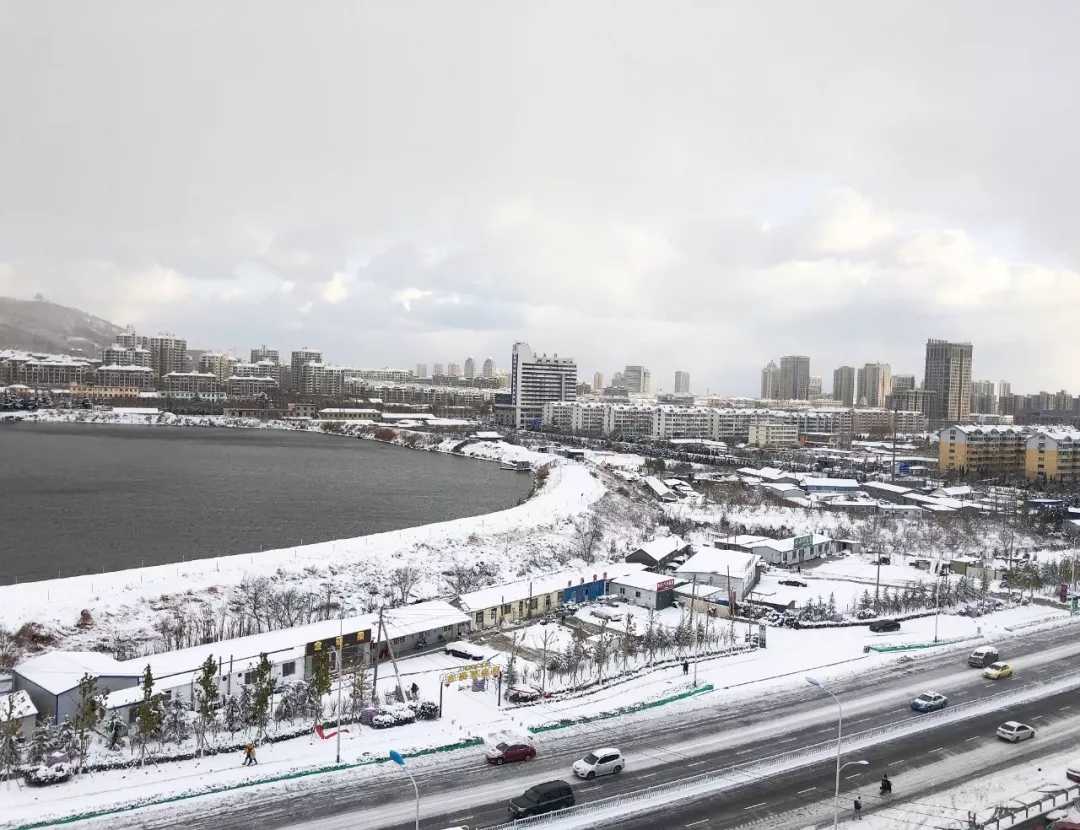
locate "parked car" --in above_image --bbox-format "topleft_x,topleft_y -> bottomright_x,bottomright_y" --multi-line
868,619 -> 901,633
968,646 -> 999,668
572,747 -> 625,780
445,641 -> 487,661
486,741 -> 536,765
984,662 -> 1014,680
779,579 -> 808,587
1066,758 -> 1080,783
996,721 -> 1035,743
508,780 -> 575,818
910,692 -> 948,713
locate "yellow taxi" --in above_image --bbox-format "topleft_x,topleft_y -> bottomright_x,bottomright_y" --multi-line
984,661 -> 1013,679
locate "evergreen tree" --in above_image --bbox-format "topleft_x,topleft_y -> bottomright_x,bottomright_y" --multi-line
193,654 -> 218,756
239,685 -> 254,728
105,713 -> 126,751
857,589 -> 874,614
250,653 -> 275,739
0,695 -> 23,781
135,665 -> 165,765
73,673 -> 107,774
827,592 -> 837,617
29,715 -> 58,764
978,568 -> 991,599
222,694 -> 242,737
311,651 -> 332,699
163,698 -> 189,744
642,611 -> 660,664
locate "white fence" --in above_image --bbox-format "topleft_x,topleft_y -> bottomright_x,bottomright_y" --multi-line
482,669 -> 1080,830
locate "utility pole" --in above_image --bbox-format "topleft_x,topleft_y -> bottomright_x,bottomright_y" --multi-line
383,611 -> 407,702
891,402 -> 899,483
335,616 -> 343,763
874,547 -> 882,614
371,608 -> 385,703
690,578 -> 699,687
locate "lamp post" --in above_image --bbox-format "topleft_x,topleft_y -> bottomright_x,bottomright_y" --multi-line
389,750 -> 419,830
808,677 -> 859,830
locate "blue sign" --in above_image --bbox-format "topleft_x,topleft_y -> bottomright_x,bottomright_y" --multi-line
898,464 -> 911,473
389,749 -> 406,766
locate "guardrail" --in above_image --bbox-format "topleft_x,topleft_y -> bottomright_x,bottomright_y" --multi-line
977,782 -> 1080,830
1004,612 -> 1073,632
482,668 -> 1080,830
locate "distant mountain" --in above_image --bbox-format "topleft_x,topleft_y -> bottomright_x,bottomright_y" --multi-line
0,297 -> 127,359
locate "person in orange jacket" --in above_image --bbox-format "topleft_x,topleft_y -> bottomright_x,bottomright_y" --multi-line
243,741 -> 257,766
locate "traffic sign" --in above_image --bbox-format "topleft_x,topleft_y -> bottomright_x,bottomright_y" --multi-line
899,464 -> 911,473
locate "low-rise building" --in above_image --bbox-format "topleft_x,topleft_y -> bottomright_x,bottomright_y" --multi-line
938,424 -> 1029,476
317,408 -> 382,421
609,571 -> 681,610
748,422 -> 799,447
1026,428 -> 1080,484
625,536 -> 692,570
226,375 -> 278,399
675,549 -> 760,601
0,690 -> 37,740
68,383 -> 141,401
797,476 -> 860,494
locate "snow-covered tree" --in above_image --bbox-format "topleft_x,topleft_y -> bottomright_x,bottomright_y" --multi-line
0,695 -> 23,781
162,698 -> 190,744
238,684 -> 254,728
28,715 -> 58,764
134,666 -> 165,764
193,654 -> 218,755
222,694 -> 242,737
105,713 -> 126,751
73,673 -> 106,773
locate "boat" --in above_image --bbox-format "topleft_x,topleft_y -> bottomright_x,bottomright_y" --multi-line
500,460 -> 532,472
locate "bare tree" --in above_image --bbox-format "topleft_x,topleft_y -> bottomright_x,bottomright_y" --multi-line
573,514 -> 604,564
444,559 -> 490,596
389,564 -> 421,606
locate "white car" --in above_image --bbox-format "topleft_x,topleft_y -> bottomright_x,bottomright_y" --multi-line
996,721 -> 1035,743
1067,758 -> 1080,783
572,747 -> 625,780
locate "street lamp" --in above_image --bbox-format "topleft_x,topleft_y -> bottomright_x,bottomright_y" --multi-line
808,677 -> 861,830
389,750 -> 420,830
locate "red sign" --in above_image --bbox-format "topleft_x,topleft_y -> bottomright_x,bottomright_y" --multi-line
657,579 -> 675,591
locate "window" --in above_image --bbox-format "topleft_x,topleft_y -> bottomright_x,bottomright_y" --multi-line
282,661 -> 296,677
489,609 -> 497,620
545,595 -> 552,607
475,612 -> 484,625
502,604 -> 512,614
619,587 -> 626,595
244,671 -> 255,685
529,597 -> 538,609
443,625 -> 453,631
635,591 -> 641,598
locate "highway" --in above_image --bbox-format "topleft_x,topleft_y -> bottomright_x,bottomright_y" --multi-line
101,621 -> 1080,830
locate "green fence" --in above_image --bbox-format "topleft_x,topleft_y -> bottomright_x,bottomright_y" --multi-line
865,635 -> 980,653
528,685 -> 714,734
9,737 -> 483,830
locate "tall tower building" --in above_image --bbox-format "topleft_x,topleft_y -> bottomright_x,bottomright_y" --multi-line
674,371 -> 691,394
808,376 -> 822,399
622,366 -> 651,394
832,366 -> 855,406
150,334 -> 187,380
593,372 -> 604,392
923,339 -> 973,426
447,362 -> 462,377
856,363 -> 892,408
464,357 -> 476,379
500,342 -> 577,428
433,362 -> 444,377
250,346 -> 280,364
779,355 -> 811,400
482,358 -> 495,377
892,374 -> 916,393
415,363 -> 428,378
290,348 -> 322,392
760,361 -> 781,399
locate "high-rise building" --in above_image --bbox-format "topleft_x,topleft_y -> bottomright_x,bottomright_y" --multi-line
779,355 -> 811,400
970,380 -> 999,415
760,361 -> 781,399
101,344 -> 152,368
482,358 -> 495,377
999,381 -> 1012,398
117,330 -> 150,350
832,366 -> 855,406
416,363 -> 428,378
464,357 -> 476,379
290,348 -> 323,392
674,371 -> 691,394
593,372 -> 604,392
611,371 -> 625,389
447,362 -> 462,377
433,363 -> 444,376
198,352 -> 240,381
250,346 -> 280,364
923,339 -> 973,426
150,334 -> 187,380
496,342 -> 577,428
622,366 -> 651,395
808,376 -> 822,399
892,374 -> 916,393
856,363 -> 892,408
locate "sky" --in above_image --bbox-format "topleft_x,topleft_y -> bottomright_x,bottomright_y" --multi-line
2,0 -> 1079,396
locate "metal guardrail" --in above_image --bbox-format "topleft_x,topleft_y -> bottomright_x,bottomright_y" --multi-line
483,668 -> 1080,830
977,782 -> 1080,830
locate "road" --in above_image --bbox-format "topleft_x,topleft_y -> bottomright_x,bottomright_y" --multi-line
100,621 -> 1080,830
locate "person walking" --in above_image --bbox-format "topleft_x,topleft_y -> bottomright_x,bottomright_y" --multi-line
853,795 -> 862,820
683,660 -> 689,675
243,741 -> 258,766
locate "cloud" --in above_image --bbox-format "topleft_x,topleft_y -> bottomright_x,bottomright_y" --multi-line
2,2 -> 1080,393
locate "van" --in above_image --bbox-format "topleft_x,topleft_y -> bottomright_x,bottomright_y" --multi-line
968,646 -> 999,668
508,780 -> 575,818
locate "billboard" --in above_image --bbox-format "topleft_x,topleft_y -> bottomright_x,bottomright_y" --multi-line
657,578 -> 676,591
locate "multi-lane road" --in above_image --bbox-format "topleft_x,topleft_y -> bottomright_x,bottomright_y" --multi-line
102,622 -> 1080,830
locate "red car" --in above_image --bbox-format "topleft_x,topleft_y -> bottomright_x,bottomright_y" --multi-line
485,741 -> 536,765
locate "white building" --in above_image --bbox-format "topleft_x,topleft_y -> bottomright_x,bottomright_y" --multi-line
675,549 -> 760,601
609,571 -> 681,610
290,349 -> 323,391
250,346 -> 279,364
164,371 -> 225,400
227,375 -> 278,399
101,345 -> 152,368
95,364 -> 156,391
150,335 -> 187,379
748,422 -> 799,447
0,690 -> 37,740
499,342 -> 577,428
674,371 -> 691,395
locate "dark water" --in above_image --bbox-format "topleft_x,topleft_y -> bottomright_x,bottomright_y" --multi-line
0,423 -> 534,583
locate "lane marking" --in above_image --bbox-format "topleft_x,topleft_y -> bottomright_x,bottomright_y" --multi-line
737,748 -> 755,755
891,759 -> 905,765
688,761 -> 708,767
744,802 -> 768,811
966,735 -> 980,742
1032,715 -> 1044,720
797,787 -> 817,794
845,772 -> 864,779
779,737 -> 798,743
686,821 -> 710,827
579,785 -> 602,792
450,817 -> 474,824
639,772 -> 658,779
929,747 -> 945,753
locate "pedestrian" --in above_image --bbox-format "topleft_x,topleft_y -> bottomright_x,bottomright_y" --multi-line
411,681 -> 419,699
683,660 -> 689,675
854,795 -> 861,820
243,741 -> 257,766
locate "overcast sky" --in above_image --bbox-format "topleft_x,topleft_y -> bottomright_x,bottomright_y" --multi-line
2,1 -> 1078,395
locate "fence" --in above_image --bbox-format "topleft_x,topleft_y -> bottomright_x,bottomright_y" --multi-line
977,783 -> 1080,830
482,669 -> 1080,830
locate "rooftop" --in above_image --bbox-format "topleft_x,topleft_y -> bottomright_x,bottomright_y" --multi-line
610,570 -> 684,591
0,690 -> 37,722
633,535 -> 688,558
677,548 -> 759,576
453,564 -> 646,611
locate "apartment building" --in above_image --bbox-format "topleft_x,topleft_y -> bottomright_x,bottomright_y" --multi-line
832,366 -> 855,406
497,342 -> 577,428
656,405 -> 713,439
482,358 -> 495,378
807,376 -> 822,399
938,424 -> 1029,475
892,374 -> 916,393
856,363 -> 892,408
150,335 -> 187,380
344,368 -> 413,383
68,383 -> 140,401
96,364 -> 156,391
163,371 -> 225,399
924,339 -> 973,426
227,375 -> 279,399
1026,429 -> 1080,484
290,349 -> 323,391
250,346 -> 280,364
760,361 -> 781,400
101,345 -> 152,368
748,422 -> 799,447
607,404 -> 660,437
674,371 -> 691,395
299,363 -> 344,398
779,355 -> 811,400
18,357 -> 95,388
198,352 -> 240,381
622,365 -> 651,395
851,408 -> 928,434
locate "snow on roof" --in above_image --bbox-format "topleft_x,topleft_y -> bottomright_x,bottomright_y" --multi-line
632,535 -> 688,559
677,548 -> 759,576
383,601 -> 468,641
935,485 -> 973,497
318,408 -> 381,414
0,691 -> 37,722
15,651 -> 132,695
752,534 -> 833,552
454,564 -> 647,611
610,570 -> 684,591
760,482 -> 804,494
672,583 -> 725,599
712,535 -> 772,547
425,418 -> 475,426
798,476 -> 860,489
862,481 -> 913,494
381,412 -> 435,420
473,431 -> 504,439
643,476 -> 675,498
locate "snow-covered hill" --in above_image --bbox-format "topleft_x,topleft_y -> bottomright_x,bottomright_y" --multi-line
0,296 -> 126,358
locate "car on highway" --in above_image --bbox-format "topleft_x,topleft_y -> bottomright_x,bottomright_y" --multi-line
779,578 -> 808,587
868,619 -> 901,633
984,661 -> 1014,679
996,721 -> 1035,743
508,780 -> 575,818
572,747 -> 625,780
968,646 -> 999,668
485,741 -> 536,765
910,692 -> 948,712
1067,758 -> 1080,783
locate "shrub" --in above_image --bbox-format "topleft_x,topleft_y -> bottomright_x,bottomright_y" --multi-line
414,701 -> 439,721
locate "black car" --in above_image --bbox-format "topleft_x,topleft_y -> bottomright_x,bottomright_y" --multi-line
869,619 -> 901,633
509,780 -> 575,818
779,579 -> 808,587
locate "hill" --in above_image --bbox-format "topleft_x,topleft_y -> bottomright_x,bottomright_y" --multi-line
0,296 -> 126,358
